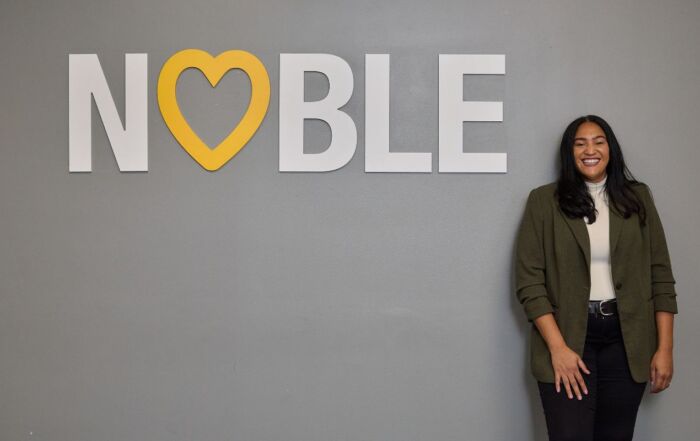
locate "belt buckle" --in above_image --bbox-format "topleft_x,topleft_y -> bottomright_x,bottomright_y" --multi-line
599,299 -> 614,316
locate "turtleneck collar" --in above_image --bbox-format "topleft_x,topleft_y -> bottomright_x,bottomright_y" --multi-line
585,174 -> 607,189
585,175 -> 607,199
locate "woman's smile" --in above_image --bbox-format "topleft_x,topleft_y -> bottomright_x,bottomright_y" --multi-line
573,121 -> 610,182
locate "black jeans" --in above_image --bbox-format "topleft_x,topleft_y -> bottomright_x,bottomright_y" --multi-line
537,312 -> 647,441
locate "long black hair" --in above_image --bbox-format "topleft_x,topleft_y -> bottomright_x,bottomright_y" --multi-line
555,115 -> 647,226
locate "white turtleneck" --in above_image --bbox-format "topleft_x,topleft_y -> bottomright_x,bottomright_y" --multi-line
583,175 -> 616,301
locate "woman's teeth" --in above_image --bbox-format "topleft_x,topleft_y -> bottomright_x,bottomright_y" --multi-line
582,159 -> 600,166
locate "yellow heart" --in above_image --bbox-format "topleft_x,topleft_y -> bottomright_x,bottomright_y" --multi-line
157,49 -> 270,171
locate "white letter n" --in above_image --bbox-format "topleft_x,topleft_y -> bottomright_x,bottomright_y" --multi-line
69,53 -> 148,172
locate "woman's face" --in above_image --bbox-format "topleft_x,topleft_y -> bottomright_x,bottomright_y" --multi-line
573,121 -> 610,183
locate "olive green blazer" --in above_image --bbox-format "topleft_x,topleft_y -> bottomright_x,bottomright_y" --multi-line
515,181 -> 678,383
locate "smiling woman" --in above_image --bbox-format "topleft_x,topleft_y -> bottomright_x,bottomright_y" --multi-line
573,122 -> 610,183
515,114 -> 679,441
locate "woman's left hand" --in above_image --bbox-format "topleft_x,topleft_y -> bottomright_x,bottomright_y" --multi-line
650,348 -> 673,393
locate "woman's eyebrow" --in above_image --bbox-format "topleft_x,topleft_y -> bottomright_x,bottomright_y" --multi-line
574,135 -> 607,141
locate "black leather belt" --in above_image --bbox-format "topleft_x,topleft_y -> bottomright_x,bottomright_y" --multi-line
588,299 -> 618,318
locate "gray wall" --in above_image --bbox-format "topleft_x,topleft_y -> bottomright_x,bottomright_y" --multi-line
1,0 -> 698,439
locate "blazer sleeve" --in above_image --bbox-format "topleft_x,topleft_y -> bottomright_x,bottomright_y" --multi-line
642,184 -> 679,314
515,189 -> 554,322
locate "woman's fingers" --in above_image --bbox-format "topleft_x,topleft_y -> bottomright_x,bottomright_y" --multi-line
568,373 -> 582,400
555,367 -> 587,399
650,367 -> 660,393
574,371 -> 588,396
552,349 -> 591,399
652,376 -> 663,392
562,376 -> 573,399
650,365 -> 674,393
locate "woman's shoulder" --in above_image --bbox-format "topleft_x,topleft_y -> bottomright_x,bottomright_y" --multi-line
628,180 -> 651,200
528,181 -> 558,199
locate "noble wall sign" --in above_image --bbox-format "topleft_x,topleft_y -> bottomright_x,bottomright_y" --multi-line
68,50 -> 506,173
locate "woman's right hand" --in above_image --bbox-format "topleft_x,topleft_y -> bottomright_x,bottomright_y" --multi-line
532,313 -> 591,400
550,344 -> 591,400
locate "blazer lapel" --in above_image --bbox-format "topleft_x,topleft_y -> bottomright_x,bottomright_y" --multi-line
558,205 -> 591,268
557,199 -> 624,270
609,201 -> 623,257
